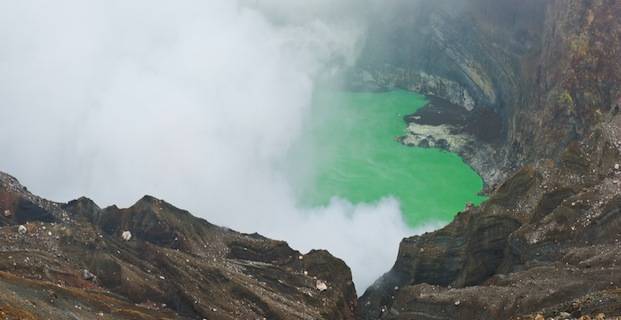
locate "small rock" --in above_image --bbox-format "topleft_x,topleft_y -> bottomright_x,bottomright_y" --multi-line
534,314 -> 545,320
298,255 -> 303,260
595,313 -> 605,320
316,280 -> 328,291
159,275 -> 166,280
18,225 -> 27,235
559,312 -> 571,318
82,269 -> 95,281
3,209 -> 12,217
121,230 -> 132,241
454,300 -> 461,306
615,164 -> 620,170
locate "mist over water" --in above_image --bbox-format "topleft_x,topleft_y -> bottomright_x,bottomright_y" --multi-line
0,1 -> 447,291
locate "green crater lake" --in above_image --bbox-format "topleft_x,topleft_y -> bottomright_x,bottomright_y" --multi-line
287,90 -> 486,227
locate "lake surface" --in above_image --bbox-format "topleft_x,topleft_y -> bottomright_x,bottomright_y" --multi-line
287,90 -> 486,226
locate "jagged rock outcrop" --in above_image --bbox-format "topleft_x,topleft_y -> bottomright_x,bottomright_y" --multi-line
358,0 -> 621,319
0,172 -> 357,319
360,155 -> 621,319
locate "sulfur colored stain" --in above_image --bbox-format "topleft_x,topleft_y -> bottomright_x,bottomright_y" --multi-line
286,90 -> 486,227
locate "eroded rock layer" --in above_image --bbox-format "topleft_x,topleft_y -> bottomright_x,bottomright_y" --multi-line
358,0 -> 621,319
0,172 -> 357,320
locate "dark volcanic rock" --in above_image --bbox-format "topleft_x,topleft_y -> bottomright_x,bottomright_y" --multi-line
0,171 -> 357,320
404,96 -> 503,145
360,152 -> 621,319
349,0 -> 547,188
404,96 -> 470,128
358,0 -> 621,319
401,95 -> 506,186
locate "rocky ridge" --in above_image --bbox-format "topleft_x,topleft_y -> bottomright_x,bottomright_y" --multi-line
0,172 -> 357,319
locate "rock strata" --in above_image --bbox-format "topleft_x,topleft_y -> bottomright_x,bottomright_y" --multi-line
357,0 -> 621,319
0,172 -> 357,319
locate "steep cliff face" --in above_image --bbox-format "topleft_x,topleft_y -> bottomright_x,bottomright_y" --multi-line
350,0 -> 547,186
358,0 -> 621,319
0,172 -> 357,319
508,0 -> 621,165
355,0 -> 543,111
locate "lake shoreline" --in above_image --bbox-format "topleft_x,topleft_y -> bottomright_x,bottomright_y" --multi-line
288,89 -> 487,227
400,92 -> 508,193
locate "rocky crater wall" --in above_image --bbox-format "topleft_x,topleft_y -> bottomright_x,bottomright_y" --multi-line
357,1 -> 621,319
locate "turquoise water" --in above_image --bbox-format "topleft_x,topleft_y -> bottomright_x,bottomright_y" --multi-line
287,90 -> 486,226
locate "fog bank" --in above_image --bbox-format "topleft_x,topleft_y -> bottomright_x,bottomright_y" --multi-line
0,0 -> 433,291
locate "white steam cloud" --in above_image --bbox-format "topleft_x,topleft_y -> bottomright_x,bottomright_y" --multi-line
0,0 -> 431,291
